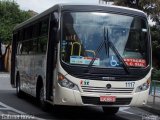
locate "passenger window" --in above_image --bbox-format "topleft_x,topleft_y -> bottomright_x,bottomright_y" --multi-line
38,37 -> 48,53
40,18 -> 49,36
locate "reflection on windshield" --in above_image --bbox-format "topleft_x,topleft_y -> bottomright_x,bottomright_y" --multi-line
61,12 -> 148,68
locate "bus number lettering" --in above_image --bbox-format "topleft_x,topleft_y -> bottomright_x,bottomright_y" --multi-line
126,82 -> 135,88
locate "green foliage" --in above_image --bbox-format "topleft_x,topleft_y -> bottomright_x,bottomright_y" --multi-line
152,69 -> 160,80
114,0 -> 160,23
151,26 -> 160,52
150,25 -> 160,70
0,0 -> 32,44
114,0 -> 135,7
138,0 -> 160,22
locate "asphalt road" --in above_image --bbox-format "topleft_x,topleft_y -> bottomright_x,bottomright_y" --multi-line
0,73 -> 159,120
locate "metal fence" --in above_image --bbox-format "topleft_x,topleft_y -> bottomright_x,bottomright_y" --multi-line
149,80 -> 160,104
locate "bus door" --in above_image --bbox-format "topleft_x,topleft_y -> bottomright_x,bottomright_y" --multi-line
46,11 -> 59,101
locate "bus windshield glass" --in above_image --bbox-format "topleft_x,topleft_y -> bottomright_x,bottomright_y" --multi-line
61,12 -> 149,68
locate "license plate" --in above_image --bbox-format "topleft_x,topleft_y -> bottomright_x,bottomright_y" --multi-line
100,96 -> 116,102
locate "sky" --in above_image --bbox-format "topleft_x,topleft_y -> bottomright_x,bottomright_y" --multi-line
15,0 -> 99,13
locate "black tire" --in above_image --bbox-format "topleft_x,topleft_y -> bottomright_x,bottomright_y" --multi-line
102,107 -> 119,115
37,85 -> 48,111
16,75 -> 24,98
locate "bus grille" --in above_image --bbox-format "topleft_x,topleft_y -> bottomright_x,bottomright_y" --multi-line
81,96 -> 132,105
81,86 -> 134,94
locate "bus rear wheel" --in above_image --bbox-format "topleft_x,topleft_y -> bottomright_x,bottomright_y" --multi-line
102,107 -> 119,115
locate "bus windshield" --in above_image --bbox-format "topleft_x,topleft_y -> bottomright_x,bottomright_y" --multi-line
61,12 -> 149,68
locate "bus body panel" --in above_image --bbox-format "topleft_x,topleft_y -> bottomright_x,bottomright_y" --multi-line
16,54 -> 47,97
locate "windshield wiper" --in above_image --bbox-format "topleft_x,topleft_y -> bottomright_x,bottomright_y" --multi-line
104,27 -> 109,58
84,27 -> 129,74
84,38 -> 104,73
104,27 -> 130,74
107,41 -> 130,74
84,27 -> 108,73
84,29 -> 106,73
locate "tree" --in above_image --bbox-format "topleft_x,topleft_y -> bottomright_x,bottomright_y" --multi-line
114,0 -> 160,23
102,0 -> 160,23
0,1 -> 32,44
151,26 -> 160,51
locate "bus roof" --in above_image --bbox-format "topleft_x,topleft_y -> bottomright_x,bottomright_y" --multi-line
13,4 -> 147,31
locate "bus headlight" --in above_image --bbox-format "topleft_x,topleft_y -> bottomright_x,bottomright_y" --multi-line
58,73 -> 79,91
135,79 -> 150,93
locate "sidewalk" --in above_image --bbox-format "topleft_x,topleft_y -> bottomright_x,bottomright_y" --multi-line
0,72 -> 14,90
0,72 -> 10,79
141,95 -> 160,115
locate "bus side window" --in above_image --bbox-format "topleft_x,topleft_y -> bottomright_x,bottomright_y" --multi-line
19,30 -> 24,42
40,18 -> 49,36
21,40 -> 33,55
37,17 -> 49,54
32,24 -> 39,38
17,43 -> 22,54
21,41 -> 28,54
29,40 -> 37,54
24,26 -> 33,40
38,37 -> 47,53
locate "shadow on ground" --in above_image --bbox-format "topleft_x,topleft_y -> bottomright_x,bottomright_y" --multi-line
19,93 -> 128,120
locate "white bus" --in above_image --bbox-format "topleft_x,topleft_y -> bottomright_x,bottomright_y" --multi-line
11,4 -> 152,114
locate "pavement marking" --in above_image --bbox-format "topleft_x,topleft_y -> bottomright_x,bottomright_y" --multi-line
120,107 -> 135,115
119,107 -> 154,118
0,102 -> 27,114
0,105 -> 5,108
119,107 -> 145,118
0,102 -> 46,120
0,108 -> 9,110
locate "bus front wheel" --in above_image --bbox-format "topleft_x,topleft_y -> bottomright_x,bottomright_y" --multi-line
37,85 -> 48,111
102,107 -> 119,115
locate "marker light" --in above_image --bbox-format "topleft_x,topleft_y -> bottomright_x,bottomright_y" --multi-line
135,79 -> 151,93
58,73 -> 79,91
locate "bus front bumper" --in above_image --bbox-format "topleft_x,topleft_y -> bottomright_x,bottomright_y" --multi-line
54,84 -> 149,107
